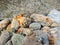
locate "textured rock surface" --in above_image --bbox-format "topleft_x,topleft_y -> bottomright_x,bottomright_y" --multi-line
20,28 -> 32,36
0,32 -> 12,45
11,34 -> 25,45
0,19 -> 10,31
48,9 -> 60,24
29,23 -> 41,30
48,28 -> 60,45
30,14 -> 53,26
0,0 -> 60,18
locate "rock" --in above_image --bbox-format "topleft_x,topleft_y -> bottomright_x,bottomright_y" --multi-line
20,28 -> 32,36
11,14 -> 22,29
11,14 -> 31,28
11,34 -> 25,45
33,30 -> 43,42
0,32 -> 12,45
5,40 -> 13,45
29,23 -> 41,30
33,30 -> 42,36
48,28 -> 60,45
30,14 -> 53,26
48,34 -> 54,45
51,22 -> 60,27
21,18 -> 31,28
33,30 -> 49,45
42,26 -> 50,32
41,32 -> 49,45
0,19 -> 10,31
48,9 -> 60,24
23,33 -> 42,45
36,32 -> 49,45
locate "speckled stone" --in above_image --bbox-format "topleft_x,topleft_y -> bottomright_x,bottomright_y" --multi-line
29,23 -> 41,30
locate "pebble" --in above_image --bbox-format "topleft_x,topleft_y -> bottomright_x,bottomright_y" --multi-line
30,14 -> 53,26
29,23 -> 41,30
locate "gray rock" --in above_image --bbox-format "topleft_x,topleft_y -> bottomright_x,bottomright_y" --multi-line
48,9 -> 60,24
29,23 -> 41,30
33,30 -> 49,45
11,34 -> 25,45
5,40 -> 12,45
0,32 -> 12,45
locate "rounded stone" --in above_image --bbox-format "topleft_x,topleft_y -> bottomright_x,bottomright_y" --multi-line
29,23 -> 41,30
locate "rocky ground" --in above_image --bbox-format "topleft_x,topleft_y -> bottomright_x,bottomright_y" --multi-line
0,0 -> 60,45
0,9 -> 60,45
0,0 -> 60,18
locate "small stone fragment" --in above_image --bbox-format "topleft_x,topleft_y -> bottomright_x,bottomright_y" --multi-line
30,14 -> 53,26
29,23 -> 41,30
11,34 -> 25,45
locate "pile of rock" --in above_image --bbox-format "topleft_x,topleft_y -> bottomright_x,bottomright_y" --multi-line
0,9 -> 60,45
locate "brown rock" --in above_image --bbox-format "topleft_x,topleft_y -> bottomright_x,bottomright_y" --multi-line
42,26 -> 50,32
30,14 -> 53,26
20,28 -> 32,36
51,22 -> 60,27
